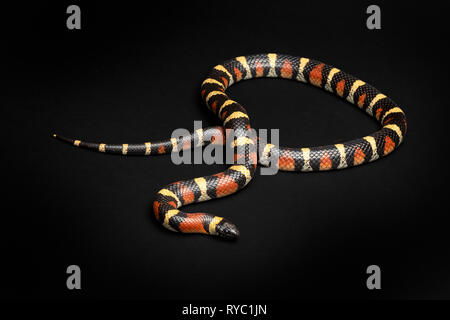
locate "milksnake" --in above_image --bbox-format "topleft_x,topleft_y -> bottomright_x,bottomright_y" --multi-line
54,53 -> 407,239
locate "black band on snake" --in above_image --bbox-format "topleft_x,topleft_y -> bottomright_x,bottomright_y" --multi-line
54,53 -> 407,239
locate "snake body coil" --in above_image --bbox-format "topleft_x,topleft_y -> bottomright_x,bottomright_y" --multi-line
54,54 -> 407,239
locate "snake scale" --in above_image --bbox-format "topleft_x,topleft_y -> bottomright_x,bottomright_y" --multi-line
54,53 -> 407,239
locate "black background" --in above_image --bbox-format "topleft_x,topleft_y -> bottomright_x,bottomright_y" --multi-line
2,0 -> 449,302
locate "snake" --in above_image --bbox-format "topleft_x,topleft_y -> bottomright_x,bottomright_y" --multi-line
54,53 -> 407,239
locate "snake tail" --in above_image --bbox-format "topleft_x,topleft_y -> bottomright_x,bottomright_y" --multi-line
52,126 -> 225,155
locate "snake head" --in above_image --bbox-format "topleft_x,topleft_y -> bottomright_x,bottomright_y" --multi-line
215,219 -> 240,240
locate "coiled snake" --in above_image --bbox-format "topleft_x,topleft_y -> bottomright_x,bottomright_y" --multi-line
54,53 -> 407,239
